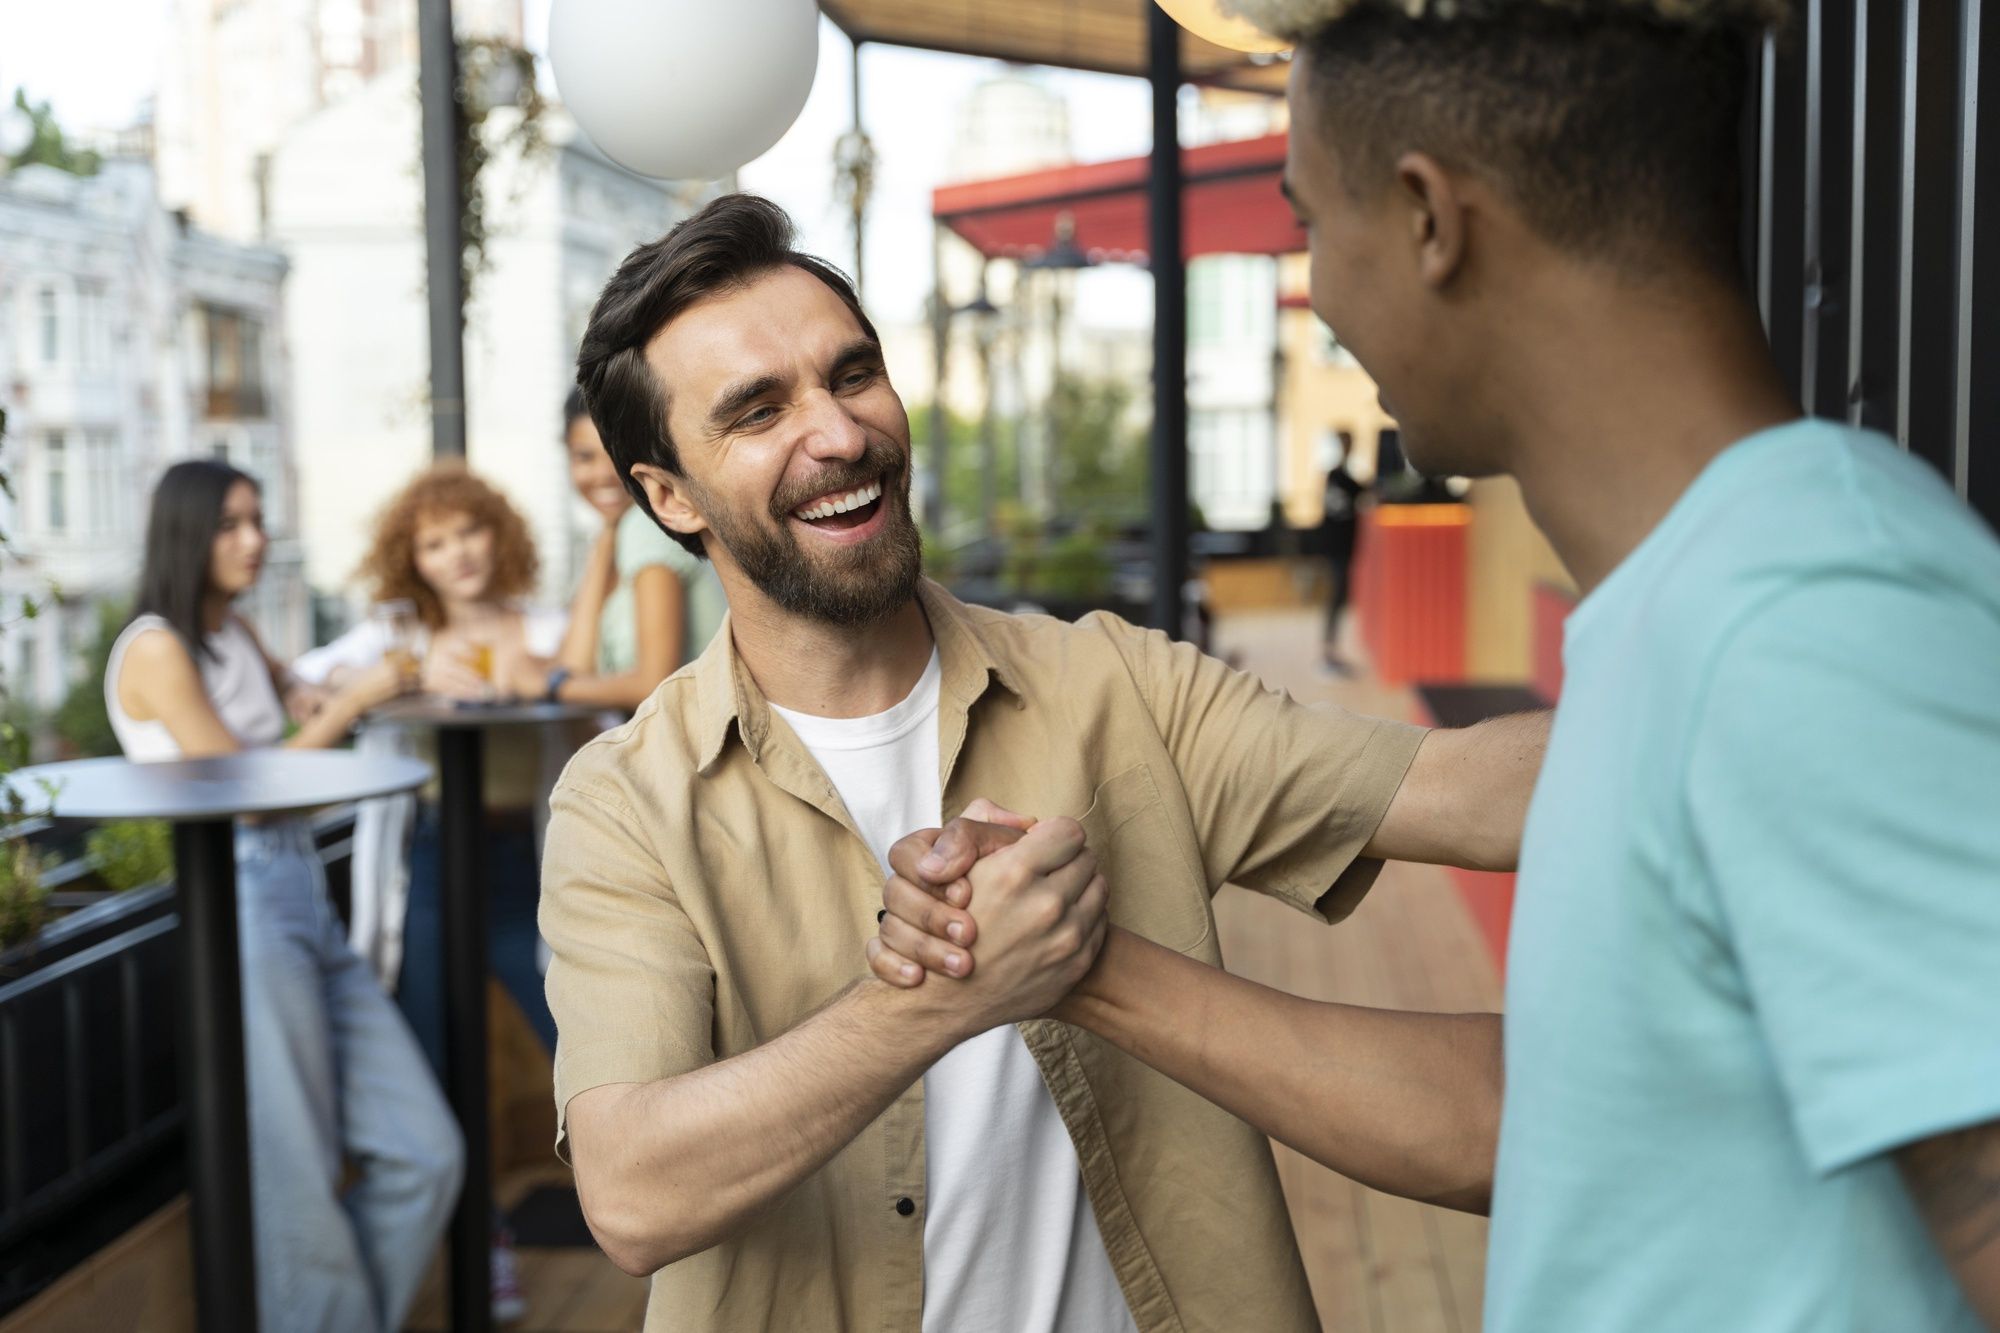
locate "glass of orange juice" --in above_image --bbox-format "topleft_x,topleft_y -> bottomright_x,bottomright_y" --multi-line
371,599 -> 421,685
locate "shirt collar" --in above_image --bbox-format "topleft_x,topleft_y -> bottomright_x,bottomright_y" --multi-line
690,580 -> 1025,775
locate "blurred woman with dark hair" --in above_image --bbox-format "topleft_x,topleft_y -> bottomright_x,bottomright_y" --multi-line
106,459 -> 461,1332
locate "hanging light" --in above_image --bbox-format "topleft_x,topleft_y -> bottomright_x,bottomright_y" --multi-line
1153,0 -> 1291,55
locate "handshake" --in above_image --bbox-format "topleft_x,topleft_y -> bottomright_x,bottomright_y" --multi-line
865,799 -> 1111,1035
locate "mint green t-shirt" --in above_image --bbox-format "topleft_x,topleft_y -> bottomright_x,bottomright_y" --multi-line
1489,421 -> 2000,1333
598,504 -> 727,675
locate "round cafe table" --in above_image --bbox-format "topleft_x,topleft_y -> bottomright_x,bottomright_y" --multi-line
2,751 -> 430,1333
369,698 -> 601,1333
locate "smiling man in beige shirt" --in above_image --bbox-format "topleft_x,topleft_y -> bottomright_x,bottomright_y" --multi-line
545,192 -> 1544,1332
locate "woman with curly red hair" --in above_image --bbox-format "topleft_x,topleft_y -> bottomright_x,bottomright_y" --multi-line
291,462 -> 562,1318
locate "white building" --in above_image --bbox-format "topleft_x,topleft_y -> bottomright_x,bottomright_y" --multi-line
156,0 -> 690,617
265,83 -> 689,612
156,0 -> 523,245
0,158 -> 309,714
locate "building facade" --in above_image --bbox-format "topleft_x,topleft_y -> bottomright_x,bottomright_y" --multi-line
0,159 -> 308,715
265,85 -> 689,615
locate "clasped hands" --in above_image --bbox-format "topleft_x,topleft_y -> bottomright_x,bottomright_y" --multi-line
865,800 -> 1109,1030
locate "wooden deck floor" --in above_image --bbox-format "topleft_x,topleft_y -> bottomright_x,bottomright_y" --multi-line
1211,607 -> 1499,1333
405,608 -> 1498,1332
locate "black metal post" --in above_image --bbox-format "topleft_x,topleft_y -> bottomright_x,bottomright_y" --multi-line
172,817 -> 257,1333
1147,4 -> 1190,637
418,0 -> 467,458
439,727 -> 491,1333
977,306 -> 999,543
930,224 -> 951,540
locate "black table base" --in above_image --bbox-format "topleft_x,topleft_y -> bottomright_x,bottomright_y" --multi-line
172,817 -> 257,1332
439,727 -> 492,1333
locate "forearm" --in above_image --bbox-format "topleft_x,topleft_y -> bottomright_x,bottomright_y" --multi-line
1365,709 -> 1548,871
1059,927 -> 1502,1213
555,608 -> 605,675
283,686 -> 374,750
555,668 -> 659,712
577,978 -> 963,1274
1898,1120 -> 2000,1328
557,555 -> 616,673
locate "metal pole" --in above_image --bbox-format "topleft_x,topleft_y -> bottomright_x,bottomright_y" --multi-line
930,225 -> 950,539
978,276 -> 999,544
173,817 -> 257,1333
851,39 -> 867,296
1147,4 -> 1190,637
418,0 -> 467,458
439,727 -> 491,1333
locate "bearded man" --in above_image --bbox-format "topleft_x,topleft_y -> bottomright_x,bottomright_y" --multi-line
541,192 -> 1544,1333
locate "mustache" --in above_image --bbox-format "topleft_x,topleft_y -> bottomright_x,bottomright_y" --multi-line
771,438 -> 907,518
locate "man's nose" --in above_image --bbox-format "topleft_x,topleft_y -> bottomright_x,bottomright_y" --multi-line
797,389 -> 867,463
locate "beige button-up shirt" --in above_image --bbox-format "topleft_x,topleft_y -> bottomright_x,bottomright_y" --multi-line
541,581 -> 1426,1331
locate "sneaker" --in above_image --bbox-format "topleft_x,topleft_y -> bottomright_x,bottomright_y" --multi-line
491,1236 -> 528,1324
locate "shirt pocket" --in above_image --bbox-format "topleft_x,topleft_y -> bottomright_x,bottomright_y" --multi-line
1079,762 -> 1212,955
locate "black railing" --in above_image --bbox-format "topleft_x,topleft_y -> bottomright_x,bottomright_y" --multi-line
1752,0 -> 1999,526
0,804 -> 362,1315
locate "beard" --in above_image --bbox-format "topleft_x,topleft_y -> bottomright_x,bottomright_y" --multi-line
687,435 -> 924,628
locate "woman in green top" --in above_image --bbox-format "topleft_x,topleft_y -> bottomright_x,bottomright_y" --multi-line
514,390 -> 725,708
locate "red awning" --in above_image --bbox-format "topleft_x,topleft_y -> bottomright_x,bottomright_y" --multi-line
931,132 -> 1303,265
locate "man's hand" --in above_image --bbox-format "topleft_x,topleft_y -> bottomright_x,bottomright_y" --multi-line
870,799 -> 1038,984
865,813 -> 1106,1031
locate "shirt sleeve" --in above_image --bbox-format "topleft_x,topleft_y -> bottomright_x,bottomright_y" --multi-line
289,619 -> 387,684
539,775 -> 715,1160
522,604 -> 569,658
1684,574 -> 2000,1175
1094,614 -> 1427,921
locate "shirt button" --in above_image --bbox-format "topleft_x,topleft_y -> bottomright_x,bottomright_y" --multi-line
895,1197 -> 915,1217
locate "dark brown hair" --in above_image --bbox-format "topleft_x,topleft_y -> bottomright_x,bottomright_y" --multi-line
357,462 -> 540,629
1289,4 -> 1769,277
573,193 -> 881,558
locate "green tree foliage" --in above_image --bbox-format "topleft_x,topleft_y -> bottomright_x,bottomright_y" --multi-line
5,91 -> 101,177
86,820 -> 172,892
0,403 -> 52,950
53,600 -> 126,759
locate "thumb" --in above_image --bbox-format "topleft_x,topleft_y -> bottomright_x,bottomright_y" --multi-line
961,797 -> 1036,831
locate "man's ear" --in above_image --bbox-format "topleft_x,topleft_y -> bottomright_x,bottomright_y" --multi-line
630,463 -> 710,543
1394,150 -> 1470,290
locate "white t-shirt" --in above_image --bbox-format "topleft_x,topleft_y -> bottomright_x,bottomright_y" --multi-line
771,651 -> 1137,1333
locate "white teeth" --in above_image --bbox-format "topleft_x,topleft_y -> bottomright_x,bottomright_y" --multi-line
795,480 -> 882,522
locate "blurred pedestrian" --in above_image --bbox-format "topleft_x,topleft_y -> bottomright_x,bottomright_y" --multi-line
1319,431 -> 1366,673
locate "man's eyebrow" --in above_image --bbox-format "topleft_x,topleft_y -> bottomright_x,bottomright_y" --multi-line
706,373 -> 785,430
827,337 -> 885,376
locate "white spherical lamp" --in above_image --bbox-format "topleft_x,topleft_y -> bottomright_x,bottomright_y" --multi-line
1154,0 -> 1291,55
549,0 -> 820,180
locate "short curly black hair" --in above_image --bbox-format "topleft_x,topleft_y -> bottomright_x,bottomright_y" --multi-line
1276,1 -> 1778,277
573,193 -> 880,560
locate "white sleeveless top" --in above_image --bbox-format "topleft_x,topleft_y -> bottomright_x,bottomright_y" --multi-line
106,614 -> 288,762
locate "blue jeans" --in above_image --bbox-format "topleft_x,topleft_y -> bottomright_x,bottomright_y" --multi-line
236,822 -> 464,1333
397,812 -> 557,1082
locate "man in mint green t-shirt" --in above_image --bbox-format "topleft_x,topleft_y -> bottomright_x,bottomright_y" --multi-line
868,2 -> 2000,1327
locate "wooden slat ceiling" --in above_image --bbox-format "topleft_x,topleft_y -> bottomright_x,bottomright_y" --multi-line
818,0 -> 1291,92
